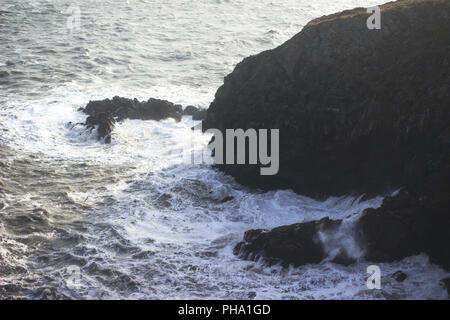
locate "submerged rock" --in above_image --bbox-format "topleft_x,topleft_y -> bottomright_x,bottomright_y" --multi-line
356,187 -> 450,270
204,0 -> 450,198
215,0 -> 450,269
78,96 -> 183,142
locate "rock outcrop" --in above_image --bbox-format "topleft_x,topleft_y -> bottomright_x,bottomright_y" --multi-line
203,0 -> 450,269
77,96 -> 205,143
204,0 -> 450,197
356,185 -> 450,270
234,218 -> 357,267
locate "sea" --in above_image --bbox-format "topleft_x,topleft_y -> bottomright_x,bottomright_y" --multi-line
0,0 -> 448,299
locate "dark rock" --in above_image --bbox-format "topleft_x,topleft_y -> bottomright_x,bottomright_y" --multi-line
183,105 -> 207,120
356,189 -> 428,263
183,105 -> 198,115
392,270 -> 408,282
205,0 -> 450,270
243,228 -> 265,242
79,96 -> 183,142
233,218 -> 342,267
85,113 -> 115,143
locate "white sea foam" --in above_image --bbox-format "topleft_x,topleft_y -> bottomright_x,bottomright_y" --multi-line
1,0 -> 448,299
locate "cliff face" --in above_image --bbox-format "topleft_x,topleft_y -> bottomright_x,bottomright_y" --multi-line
204,0 -> 450,198
204,0 -> 450,270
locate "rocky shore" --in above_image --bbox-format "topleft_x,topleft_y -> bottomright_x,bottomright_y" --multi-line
204,0 -> 450,272
76,96 -> 205,143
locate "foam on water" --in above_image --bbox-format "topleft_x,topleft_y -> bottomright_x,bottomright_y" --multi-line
1,0 -> 449,299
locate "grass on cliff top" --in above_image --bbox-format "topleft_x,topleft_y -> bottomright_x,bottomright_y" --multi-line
307,0 -> 446,26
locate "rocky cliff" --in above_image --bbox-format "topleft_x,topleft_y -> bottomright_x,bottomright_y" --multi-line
204,0 -> 450,270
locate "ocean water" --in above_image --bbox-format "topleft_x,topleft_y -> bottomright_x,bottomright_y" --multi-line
0,0 -> 448,299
